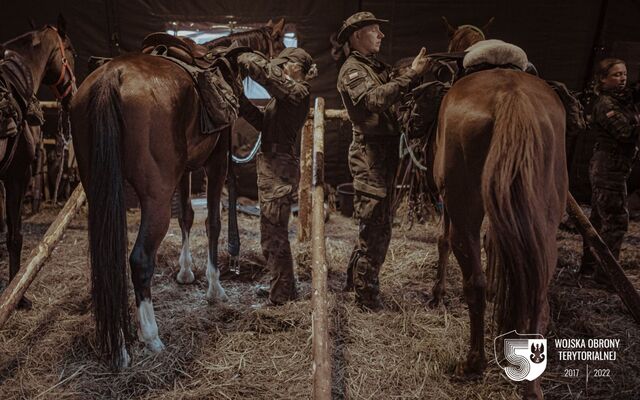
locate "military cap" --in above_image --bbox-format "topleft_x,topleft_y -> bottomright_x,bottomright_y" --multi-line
336,11 -> 388,44
272,47 -> 314,73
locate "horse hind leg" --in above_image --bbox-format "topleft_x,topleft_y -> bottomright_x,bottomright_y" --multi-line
204,144 -> 229,303
429,208 -> 451,308
176,173 -> 195,284
449,218 -> 487,377
129,197 -> 172,353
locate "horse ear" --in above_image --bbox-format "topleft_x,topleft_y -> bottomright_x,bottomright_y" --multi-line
482,17 -> 495,34
273,18 -> 285,35
441,16 -> 456,38
28,18 -> 37,30
57,13 -> 67,39
31,33 -> 41,47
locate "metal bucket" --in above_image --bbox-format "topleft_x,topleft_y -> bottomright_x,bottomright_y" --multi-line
337,182 -> 355,217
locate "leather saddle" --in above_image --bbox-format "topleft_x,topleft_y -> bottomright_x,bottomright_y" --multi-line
142,32 -> 216,69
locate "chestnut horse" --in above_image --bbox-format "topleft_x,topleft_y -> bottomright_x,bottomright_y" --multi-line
426,23 -> 567,400
0,16 -> 76,309
70,22 -> 284,369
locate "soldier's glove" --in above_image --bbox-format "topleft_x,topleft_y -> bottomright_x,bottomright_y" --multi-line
286,83 -> 309,106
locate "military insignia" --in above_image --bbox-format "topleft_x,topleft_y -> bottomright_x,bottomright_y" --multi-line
606,110 -> 616,118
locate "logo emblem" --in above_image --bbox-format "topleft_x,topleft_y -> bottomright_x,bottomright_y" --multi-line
495,331 -> 547,381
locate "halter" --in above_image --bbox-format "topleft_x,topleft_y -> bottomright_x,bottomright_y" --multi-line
259,27 -> 276,59
45,26 -> 76,101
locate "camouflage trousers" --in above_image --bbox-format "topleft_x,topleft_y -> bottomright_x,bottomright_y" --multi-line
582,150 -> 634,271
257,152 -> 299,304
346,138 -> 398,307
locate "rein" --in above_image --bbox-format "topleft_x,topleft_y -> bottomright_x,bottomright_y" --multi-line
46,26 -> 76,101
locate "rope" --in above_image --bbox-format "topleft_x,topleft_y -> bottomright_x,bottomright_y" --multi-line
53,104 -> 70,203
231,132 -> 261,164
399,133 -> 429,171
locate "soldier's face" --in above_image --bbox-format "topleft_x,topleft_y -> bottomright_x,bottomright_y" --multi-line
601,63 -> 627,91
353,24 -> 385,55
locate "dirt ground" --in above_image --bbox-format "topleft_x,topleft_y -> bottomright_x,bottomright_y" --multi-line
0,199 -> 639,399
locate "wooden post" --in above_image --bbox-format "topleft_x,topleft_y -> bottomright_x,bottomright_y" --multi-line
0,184 -> 86,328
298,118 -> 314,242
311,97 -> 331,399
567,193 -> 640,324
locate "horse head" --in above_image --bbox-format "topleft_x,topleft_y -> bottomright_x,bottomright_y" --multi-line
266,18 -> 286,57
4,15 -> 77,107
442,16 -> 494,52
40,15 -> 77,107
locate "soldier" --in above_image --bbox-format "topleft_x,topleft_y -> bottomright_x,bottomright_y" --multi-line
580,58 -> 640,283
336,12 -> 430,310
237,48 -> 317,305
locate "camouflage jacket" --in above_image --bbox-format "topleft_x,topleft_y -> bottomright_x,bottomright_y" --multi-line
237,52 -> 310,154
337,51 -> 419,139
592,88 -> 640,153
237,52 -> 309,106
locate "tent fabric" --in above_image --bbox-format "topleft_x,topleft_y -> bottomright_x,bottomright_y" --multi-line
3,0 -> 640,188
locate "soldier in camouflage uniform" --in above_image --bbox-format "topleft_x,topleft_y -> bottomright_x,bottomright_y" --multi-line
581,58 -> 640,282
238,48 -> 316,305
336,12 -> 430,310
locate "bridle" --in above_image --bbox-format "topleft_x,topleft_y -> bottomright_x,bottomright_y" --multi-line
45,26 -> 76,101
259,27 -> 276,59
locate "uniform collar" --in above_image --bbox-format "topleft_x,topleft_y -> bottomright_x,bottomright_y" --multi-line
350,51 -> 387,70
602,87 -> 632,103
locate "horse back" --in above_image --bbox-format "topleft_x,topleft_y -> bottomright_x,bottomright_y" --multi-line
435,69 -> 566,191
71,53 -> 208,190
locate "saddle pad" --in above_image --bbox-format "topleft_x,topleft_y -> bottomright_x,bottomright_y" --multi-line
463,39 -> 528,71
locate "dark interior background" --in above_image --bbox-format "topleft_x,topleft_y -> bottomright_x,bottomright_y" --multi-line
3,0 -> 639,200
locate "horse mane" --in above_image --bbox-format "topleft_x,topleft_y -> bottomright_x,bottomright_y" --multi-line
2,28 -> 40,47
204,26 -> 272,50
448,25 -> 486,52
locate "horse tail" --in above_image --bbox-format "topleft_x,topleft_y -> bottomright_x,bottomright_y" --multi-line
87,67 -> 131,368
482,88 -> 550,335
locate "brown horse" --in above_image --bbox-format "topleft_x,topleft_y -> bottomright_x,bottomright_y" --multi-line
70,21 -> 285,369
175,19 -> 285,284
0,16 -> 76,309
425,25 -> 567,400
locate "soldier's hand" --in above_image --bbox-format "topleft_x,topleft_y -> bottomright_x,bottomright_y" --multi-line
286,82 -> 309,105
411,47 -> 430,76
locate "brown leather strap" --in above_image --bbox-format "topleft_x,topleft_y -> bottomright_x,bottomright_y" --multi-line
0,133 -> 22,176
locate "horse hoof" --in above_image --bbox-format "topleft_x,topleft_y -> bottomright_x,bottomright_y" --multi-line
428,296 -> 441,309
454,359 -> 485,380
17,296 -> 32,310
176,269 -> 195,284
118,348 -> 131,369
146,338 -> 166,353
206,289 -> 229,303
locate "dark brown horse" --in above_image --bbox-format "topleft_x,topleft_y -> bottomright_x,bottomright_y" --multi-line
425,24 -> 567,400
0,16 -> 76,309
175,19 -> 285,284
70,21 -> 285,369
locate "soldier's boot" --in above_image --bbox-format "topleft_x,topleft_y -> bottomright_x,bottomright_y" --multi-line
353,256 -> 383,312
269,258 -> 297,305
547,80 -> 587,132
